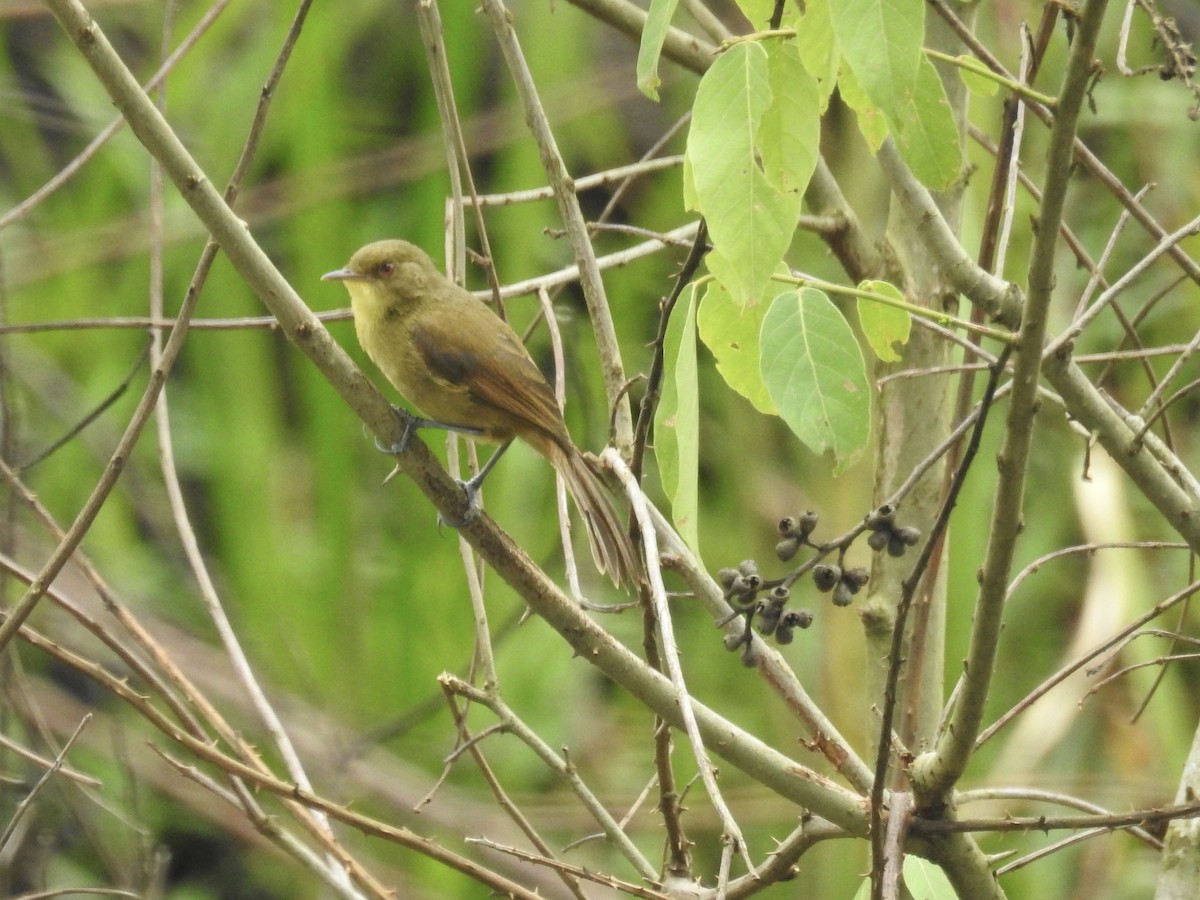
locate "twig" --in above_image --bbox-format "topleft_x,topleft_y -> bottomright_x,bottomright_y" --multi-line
605,450 -> 755,888
441,673 -> 660,883
928,0 -> 1200,288
40,0 -> 869,841
880,791 -> 912,900
1050,209 -> 1200,358
911,801 -> 1200,835
976,579 -> 1200,747
437,688 -> 590,900
1071,185 -> 1152,321
911,0 -> 1113,804
10,618 -> 547,900
535,286 -> 587,600
0,537 -> 384,897
465,156 -> 685,207
16,340 -> 149,473
1007,541 -> 1188,599
958,786 -> 1162,848
630,219 -> 709,481
152,746 -> 373,898
870,345 -> 1011,895
0,0 -> 234,233
479,0 -> 633,450
560,0 -> 717,75
0,713 -> 91,853
145,2 -> 359,887
467,837 -> 672,899
0,731 -> 100,787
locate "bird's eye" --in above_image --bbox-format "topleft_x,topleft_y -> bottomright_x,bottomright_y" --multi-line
378,262 -> 397,277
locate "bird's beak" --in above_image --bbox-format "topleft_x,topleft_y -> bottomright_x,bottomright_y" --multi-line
321,267 -> 365,282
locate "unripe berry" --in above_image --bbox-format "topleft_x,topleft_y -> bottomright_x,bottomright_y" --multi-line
812,564 -> 841,592
842,567 -> 870,592
776,537 -> 801,561
866,504 -> 897,531
832,580 -> 855,607
796,510 -> 819,537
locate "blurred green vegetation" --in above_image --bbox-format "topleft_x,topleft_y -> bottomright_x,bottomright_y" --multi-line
1,0 -> 1199,897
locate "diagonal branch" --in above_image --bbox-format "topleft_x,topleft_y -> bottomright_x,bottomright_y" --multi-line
911,0 -> 1112,805
42,0 -> 869,837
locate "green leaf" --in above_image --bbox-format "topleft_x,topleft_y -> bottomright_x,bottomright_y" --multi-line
857,279 -> 912,362
902,856 -> 957,899
697,280 -> 776,414
687,42 -> 801,306
759,39 -> 820,196
837,63 -> 889,152
955,54 -> 1000,96
760,288 -> 870,473
794,0 -> 839,110
830,0 -> 924,116
682,150 -> 698,212
890,55 -> 962,190
637,0 -> 681,100
733,0 -> 777,29
654,284 -> 702,553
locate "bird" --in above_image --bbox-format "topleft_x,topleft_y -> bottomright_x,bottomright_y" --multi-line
323,239 -> 639,588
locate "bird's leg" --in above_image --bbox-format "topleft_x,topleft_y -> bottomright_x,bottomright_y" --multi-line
440,439 -> 513,528
377,405 -> 484,455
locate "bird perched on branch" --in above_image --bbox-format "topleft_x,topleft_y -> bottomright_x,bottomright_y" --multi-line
323,239 -> 639,588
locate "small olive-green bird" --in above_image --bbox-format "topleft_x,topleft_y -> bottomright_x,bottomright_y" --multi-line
323,239 -> 639,588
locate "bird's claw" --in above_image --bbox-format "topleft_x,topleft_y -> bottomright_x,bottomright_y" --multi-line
437,478 -> 483,529
376,406 -> 419,455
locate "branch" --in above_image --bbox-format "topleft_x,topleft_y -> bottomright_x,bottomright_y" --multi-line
911,0 -> 1112,804
479,0 -> 634,451
912,802 -> 1200,836
41,0 -> 868,836
876,140 -> 1023,328
561,0 -> 716,74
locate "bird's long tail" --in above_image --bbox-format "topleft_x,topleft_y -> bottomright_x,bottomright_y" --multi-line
553,445 -> 641,589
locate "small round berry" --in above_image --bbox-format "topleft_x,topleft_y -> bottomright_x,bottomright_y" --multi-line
842,567 -> 870,592
812,564 -> 841,592
832,580 -> 855,607
797,510 -> 820,537
756,604 -> 782,636
867,529 -> 891,552
776,537 -> 801,562
786,609 -> 814,629
866,504 -> 897,531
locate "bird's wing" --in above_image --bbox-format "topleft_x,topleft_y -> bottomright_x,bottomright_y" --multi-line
409,313 -> 568,446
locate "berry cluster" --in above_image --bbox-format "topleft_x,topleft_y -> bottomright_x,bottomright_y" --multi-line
717,504 -> 922,661
865,504 -> 921,557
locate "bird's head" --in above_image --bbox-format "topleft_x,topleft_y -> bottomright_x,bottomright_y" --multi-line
322,240 -> 440,316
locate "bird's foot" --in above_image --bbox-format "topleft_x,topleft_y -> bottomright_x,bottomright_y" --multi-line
438,472 -> 487,529
375,406 -> 485,455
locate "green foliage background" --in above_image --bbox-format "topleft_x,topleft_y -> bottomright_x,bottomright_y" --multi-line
1,0 -> 1199,897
